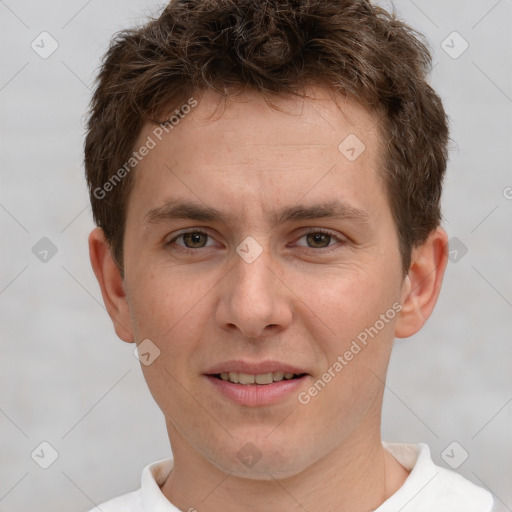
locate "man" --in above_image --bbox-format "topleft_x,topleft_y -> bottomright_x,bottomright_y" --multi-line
84,0 -> 494,510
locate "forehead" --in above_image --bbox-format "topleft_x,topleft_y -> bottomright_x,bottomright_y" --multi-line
127,87 -> 386,224
164,87 -> 380,156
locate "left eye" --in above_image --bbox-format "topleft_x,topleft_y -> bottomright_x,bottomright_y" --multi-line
295,230 -> 343,249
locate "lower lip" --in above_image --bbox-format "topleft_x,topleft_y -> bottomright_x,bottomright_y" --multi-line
205,375 -> 308,406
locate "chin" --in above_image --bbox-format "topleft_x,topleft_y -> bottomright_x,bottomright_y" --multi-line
210,438 -> 311,480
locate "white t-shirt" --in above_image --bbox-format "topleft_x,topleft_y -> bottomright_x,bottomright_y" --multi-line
87,442 -> 493,512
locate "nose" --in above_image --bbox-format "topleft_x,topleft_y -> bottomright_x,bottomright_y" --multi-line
215,243 -> 293,340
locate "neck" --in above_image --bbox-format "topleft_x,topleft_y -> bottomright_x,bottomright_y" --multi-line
160,427 -> 409,512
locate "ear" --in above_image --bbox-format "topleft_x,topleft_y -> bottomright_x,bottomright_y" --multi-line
88,227 -> 134,343
394,226 -> 449,338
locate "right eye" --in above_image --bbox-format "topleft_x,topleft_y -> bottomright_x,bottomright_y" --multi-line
166,230 -> 219,253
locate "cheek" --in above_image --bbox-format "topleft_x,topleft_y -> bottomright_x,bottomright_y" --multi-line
294,265 -> 399,392
295,276 -> 396,435
127,266 -> 232,391
128,272 -> 211,417
297,266 -> 393,335
128,267 -> 209,339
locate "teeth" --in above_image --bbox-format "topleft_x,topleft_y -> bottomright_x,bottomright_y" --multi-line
272,371 -> 284,381
218,371 -> 299,385
255,373 -> 273,384
239,373 -> 255,385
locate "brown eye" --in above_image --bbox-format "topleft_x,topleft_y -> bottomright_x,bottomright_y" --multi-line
182,232 -> 208,248
306,232 -> 332,248
167,230 -> 215,252
294,229 -> 347,253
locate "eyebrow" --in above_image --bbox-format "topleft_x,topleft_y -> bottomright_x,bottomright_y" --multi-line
143,198 -> 371,228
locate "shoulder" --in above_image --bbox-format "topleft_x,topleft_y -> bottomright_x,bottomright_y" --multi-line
378,442 -> 494,512
84,489 -> 142,512
84,458 -> 175,512
431,464 -> 494,511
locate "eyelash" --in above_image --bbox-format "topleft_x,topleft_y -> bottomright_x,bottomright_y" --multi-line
166,228 -> 347,255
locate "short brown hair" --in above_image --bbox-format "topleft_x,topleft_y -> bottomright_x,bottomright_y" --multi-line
84,0 -> 449,277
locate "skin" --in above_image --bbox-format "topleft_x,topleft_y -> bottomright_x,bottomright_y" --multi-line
89,86 -> 448,512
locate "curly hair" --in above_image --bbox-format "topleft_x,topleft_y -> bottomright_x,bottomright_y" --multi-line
84,0 -> 449,276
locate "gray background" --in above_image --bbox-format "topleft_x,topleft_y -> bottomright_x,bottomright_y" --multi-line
0,1 -> 511,511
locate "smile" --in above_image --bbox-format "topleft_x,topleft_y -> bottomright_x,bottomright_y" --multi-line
213,371 -> 304,385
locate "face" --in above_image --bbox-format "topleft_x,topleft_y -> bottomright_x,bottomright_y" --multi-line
113,87 -> 412,478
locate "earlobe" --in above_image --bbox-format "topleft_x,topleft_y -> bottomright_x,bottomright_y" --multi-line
88,227 -> 134,343
394,227 -> 449,339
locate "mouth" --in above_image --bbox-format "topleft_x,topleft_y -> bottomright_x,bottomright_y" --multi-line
203,360 -> 310,405
205,369 -> 310,406
209,371 -> 308,385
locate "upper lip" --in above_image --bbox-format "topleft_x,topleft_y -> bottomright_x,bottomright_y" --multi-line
204,360 -> 309,376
